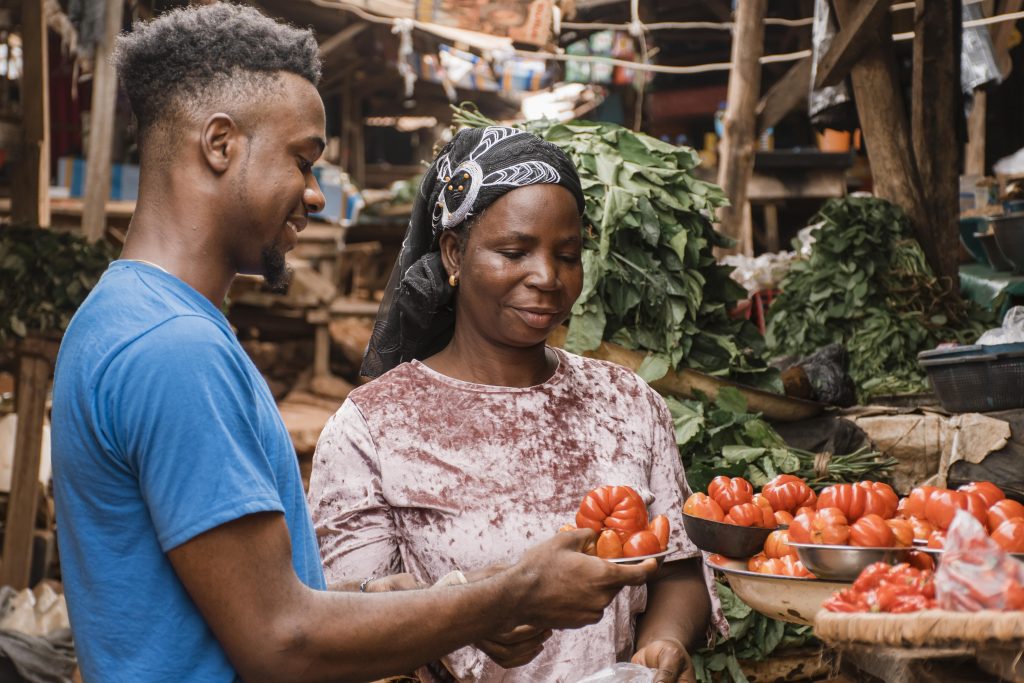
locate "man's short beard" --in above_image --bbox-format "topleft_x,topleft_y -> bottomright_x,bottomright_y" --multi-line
261,245 -> 292,293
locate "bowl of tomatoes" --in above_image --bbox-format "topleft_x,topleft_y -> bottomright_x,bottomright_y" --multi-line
788,542 -> 913,581
560,485 -> 672,562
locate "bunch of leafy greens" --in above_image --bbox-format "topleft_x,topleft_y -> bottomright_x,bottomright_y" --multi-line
669,387 -> 894,493
0,226 -> 115,346
766,197 -> 992,400
692,582 -> 816,683
453,104 -> 780,392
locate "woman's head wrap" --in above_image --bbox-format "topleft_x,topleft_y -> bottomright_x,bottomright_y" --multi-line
361,126 -> 584,377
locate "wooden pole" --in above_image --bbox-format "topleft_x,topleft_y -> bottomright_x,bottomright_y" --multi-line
716,0 -> 767,257
964,89 -> 986,177
11,0 -> 50,227
82,0 -> 125,243
912,0 -> 962,283
831,0 -> 929,256
1,339 -> 57,589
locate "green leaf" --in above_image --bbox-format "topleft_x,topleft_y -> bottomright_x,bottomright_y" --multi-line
721,445 -> 766,463
636,353 -> 670,382
714,386 -> 748,414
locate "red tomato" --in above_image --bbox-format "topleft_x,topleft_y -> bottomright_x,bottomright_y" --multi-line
576,485 -> 649,540
648,514 -> 670,551
764,529 -> 797,559
683,493 -> 725,522
622,530 -> 663,558
885,518 -> 914,547
708,476 -> 754,513
755,555 -> 812,578
906,550 -> 935,572
761,474 -> 816,514
774,510 -> 795,527
795,505 -> 815,518
751,494 -> 777,528
788,507 -> 850,545
909,516 -> 936,541
987,499 -> 1024,533
853,562 -> 894,592
817,482 -> 894,521
725,502 -> 771,528
958,481 -> 1005,508
924,489 -> 986,530
903,486 -> 941,519
747,552 -> 768,572
596,529 -> 623,559
991,518 -> 1024,553
927,530 -> 946,549
707,553 -> 729,567
850,514 -> 896,547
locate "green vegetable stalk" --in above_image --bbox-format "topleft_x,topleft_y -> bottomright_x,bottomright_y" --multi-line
453,104 -> 780,392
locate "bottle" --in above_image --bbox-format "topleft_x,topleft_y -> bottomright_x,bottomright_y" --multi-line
713,101 -> 727,139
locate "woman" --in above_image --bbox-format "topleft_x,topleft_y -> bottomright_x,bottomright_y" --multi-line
308,126 -> 721,682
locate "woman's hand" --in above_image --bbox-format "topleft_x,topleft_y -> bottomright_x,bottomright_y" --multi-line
631,637 -> 696,683
475,624 -> 553,669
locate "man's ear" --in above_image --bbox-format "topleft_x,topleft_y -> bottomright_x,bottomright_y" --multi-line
200,113 -> 240,174
438,230 -> 462,280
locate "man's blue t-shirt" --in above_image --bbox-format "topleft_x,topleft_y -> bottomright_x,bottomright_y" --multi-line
51,260 -> 326,682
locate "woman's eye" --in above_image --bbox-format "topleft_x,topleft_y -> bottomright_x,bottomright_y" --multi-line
499,250 -> 525,260
561,253 -> 582,263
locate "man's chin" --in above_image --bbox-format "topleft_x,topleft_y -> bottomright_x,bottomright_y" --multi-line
260,247 -> 292,294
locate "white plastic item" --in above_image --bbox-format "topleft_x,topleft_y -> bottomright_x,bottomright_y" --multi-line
575,663 -> 656,683
0,413 -> 52,493
976,305 -> 1024,345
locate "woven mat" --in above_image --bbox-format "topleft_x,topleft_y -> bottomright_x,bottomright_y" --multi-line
815,610 -> 1024,647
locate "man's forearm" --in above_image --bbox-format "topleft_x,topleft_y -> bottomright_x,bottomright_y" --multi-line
635,558 -> 711,650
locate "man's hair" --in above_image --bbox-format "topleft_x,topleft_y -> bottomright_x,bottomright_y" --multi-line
114,3 -> 321,142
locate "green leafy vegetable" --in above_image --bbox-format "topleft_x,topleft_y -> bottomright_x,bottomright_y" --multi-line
0,226 -> 115,346
452,104 -> 780,391
766,198 -> 993,400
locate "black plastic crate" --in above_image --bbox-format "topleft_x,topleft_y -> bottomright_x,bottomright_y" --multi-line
918,344 -> 1024,413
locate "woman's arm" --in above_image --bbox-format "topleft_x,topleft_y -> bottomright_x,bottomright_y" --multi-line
632,557 -> 710,683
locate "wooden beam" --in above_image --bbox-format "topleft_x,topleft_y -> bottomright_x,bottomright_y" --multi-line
756,57 -> 811,134
0,338 -> 58,589
11,0 -> 50,228
965,89 -> 986,176
716,0 -> 767,257
912,0 -> 962,283
319,22 -> 368,64
814,0 -> 891,89
993,0 -> 1024,77
832,0 -> 929,250
82,0 -> 125,243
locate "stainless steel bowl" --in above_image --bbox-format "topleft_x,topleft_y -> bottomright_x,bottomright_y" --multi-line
789,542 -> 912,581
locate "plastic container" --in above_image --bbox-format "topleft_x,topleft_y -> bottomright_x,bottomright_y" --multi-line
918,344 -> 1024,412
990,213 -> 1024,273
974,232 -> 1014,271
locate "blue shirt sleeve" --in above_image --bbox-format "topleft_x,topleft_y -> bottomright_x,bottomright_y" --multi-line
99,314 -> 285,552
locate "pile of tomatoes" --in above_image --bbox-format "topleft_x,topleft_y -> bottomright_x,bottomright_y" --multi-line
823,562 -> 938,613
899,482 -> 1024,554
560,485 -> 670,560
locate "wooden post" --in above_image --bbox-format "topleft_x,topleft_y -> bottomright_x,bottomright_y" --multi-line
965,89 -> 986,176
82,0 -> 125,243
831,0 -> 929,255
11,0 -> 50,227
1,338 -> 58,589
912,0 -> 962,283
716,0 -> 767,256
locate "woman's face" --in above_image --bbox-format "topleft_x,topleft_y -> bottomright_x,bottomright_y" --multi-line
441,183 -> 584,349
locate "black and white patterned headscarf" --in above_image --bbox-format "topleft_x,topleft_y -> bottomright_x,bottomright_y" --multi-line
361,126 -> 584,377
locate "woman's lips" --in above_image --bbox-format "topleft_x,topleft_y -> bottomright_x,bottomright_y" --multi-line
511,307 -> 561,329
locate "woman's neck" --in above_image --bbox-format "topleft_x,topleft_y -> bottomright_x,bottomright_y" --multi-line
424,328 -> 557,388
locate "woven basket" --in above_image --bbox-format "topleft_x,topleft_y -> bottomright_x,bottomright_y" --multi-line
815,609 -> 1024,648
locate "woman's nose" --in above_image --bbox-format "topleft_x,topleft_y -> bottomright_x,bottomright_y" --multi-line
526,256 -> 560,290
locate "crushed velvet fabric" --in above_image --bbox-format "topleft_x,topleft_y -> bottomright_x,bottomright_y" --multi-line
309,348 -> 724,681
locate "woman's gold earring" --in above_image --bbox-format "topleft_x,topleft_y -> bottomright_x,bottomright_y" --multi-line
449,274 -> 459,288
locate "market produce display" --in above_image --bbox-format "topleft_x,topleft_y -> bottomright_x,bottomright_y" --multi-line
1,226 -> 116,346
453,104 -> 779,391
560,485 -> 669,559
765,197 -> 993,400
823,562 -> 937,613
897,481 -> 1024,550
670,387 -> 894,493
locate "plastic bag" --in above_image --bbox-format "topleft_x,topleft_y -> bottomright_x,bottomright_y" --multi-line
575,663 -> 655,683
976,306 -> 1024,345
934,510 -> 1024,611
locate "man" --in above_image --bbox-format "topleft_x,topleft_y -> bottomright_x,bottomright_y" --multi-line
50,5 -> 657,682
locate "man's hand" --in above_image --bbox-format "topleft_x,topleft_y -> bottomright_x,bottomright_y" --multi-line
364,573 -> 425,592
475,625 -> 552,669
511,530 -> 658,631
631,638 -> 696,683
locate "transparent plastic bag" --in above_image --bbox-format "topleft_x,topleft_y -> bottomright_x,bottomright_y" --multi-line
976,306 -> 1024,345
575,663 -> 656,683
935,510 -> 1024,611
